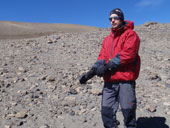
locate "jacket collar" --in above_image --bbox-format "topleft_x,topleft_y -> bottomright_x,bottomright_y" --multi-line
110,25 -> 124,37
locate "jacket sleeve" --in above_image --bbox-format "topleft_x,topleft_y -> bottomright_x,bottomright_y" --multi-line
97,38 -> 107,61
90,38 -> 107,69
119,30 -> 140,66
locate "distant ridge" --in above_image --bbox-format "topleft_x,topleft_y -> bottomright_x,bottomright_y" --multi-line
0,21 -> 101,39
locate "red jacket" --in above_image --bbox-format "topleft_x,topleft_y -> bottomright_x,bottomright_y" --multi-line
97,20 -> 140,82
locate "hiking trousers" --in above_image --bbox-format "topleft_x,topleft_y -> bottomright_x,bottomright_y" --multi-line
101,81 -> 137,128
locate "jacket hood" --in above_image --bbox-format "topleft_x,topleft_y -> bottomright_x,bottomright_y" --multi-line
124,20 -> 134,30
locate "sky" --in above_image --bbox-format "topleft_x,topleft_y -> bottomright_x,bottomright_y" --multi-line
0,0 -> 170,28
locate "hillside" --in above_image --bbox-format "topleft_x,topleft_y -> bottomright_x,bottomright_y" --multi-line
0,22 -> 170,128
0,21 -> 100,39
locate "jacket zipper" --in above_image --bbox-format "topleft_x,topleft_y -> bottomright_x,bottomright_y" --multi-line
111,37 -> 114,59
107,37 -> 114,73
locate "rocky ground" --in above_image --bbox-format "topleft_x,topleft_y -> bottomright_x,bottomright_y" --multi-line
0,22 -> 170,128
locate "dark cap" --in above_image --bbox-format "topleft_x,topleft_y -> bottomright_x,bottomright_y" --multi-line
110,8 -> 124,21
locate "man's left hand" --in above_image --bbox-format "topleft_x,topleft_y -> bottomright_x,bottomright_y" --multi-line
96,65 -> 107,77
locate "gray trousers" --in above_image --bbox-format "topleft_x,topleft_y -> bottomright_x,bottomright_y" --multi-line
101,81 -> 137,128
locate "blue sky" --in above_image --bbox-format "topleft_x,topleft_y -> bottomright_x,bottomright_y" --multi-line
0,0 -> 170,28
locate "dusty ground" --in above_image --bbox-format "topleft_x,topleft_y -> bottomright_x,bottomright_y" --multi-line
0,22 -> 170,128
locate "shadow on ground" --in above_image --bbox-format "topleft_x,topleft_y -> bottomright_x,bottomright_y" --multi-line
137,117 -> 169,128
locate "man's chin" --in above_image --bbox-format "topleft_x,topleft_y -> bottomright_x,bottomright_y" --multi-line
111,25 -> 118,29
111,26 -> 117,29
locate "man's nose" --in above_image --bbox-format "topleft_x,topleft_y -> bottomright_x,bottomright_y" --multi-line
111,19 -> 115,22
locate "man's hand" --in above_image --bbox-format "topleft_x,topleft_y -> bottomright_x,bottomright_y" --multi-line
96,64 -> 107,77
79,59 -> 107,84
79,67 -> 96,84
79,73 -> 88,84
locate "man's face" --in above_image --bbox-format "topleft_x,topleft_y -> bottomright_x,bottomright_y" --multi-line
109,14 -> 122,29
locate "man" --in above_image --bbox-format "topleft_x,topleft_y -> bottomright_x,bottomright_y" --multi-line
80,8 -> 140,128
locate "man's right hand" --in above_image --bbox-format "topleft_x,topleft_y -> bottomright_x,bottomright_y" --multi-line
79,67 -> 96,84
79,60 -> 106,84
79,73 -> 88,84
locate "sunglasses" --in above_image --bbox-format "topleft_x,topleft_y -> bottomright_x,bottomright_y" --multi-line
109,16 -> 120,21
